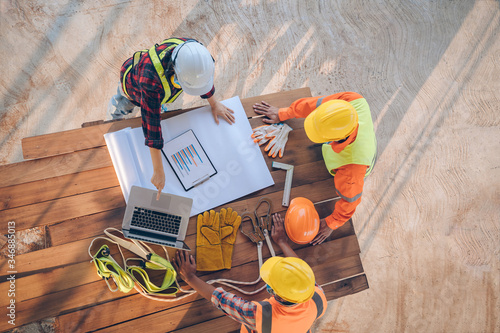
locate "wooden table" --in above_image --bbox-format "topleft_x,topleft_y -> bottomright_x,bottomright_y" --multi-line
0,88 -> 368,332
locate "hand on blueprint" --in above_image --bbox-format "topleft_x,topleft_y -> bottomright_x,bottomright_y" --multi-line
151,169 -> 165,200
208,96 -> 235,125
252,101 -> 280,124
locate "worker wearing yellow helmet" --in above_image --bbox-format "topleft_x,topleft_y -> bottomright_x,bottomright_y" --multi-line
253,92 -> 377,244
174,213 -> 327,332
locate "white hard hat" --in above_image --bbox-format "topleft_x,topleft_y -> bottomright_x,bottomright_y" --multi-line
171,40 -> 215,96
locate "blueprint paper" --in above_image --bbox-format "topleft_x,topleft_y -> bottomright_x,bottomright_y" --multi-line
104,96 -> 274,216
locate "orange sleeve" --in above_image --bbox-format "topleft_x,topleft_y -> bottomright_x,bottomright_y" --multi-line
325,164 -> 367,229
278,92 -> 364,121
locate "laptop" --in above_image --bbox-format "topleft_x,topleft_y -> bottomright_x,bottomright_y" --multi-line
122,186 -> 193,250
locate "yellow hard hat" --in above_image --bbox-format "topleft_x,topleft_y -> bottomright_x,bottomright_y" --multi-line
260,256 -> 315,303
304,100 -> 358,143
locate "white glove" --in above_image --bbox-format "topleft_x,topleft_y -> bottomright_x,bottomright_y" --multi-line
265,123 -> 292,158
251,124 -> 281,146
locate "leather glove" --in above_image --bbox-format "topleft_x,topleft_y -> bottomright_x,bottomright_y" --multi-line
265,123 -> 292,158
196,210 -> 224,271
219,208 -> 242,269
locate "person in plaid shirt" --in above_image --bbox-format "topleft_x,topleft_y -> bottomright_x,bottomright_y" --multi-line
108,38 -> 235,198
174,213 -> 327,333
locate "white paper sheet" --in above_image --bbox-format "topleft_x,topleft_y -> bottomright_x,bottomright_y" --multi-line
104,96 -> 274,216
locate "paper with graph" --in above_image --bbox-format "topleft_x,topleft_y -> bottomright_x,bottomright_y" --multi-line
162,130 -> 217,191
104,96 -> 274,217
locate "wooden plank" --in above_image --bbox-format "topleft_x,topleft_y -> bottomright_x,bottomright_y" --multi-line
54,237 -> 360,332
0,187 -> 125,234
241,87 -> 311,116
0,237 -> 92,277
321,273 -> 369,300
0,280 -> 126,333
0,261 -> 97,307
244,160 -> 332,198
48,207 -> 124,247
0,167 -> 118,210
22,88 -> 312,160
0,147 -> 111,188
174,316 -> 240,333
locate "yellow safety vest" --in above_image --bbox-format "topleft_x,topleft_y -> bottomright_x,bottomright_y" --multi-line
121,37 -> 185,105
321,98 -> 377,177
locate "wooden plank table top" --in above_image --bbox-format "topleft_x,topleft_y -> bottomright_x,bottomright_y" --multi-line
0,88 -> 368,333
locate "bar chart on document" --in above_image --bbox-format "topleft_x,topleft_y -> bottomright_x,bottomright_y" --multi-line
162,130 -> 217,191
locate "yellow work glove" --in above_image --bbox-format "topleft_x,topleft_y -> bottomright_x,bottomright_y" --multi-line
196,210 -> 224,271
219,208 -> 242,269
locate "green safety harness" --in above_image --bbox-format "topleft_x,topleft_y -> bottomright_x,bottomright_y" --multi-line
89,228 -> 194,301
90,226 -> 280,302
121,37 -> 185,105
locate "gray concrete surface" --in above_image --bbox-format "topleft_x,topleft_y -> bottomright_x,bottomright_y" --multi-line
1,0 -> 499,332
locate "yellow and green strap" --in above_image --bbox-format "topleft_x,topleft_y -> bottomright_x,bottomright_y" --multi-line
92,244 -> 135,293
92,244 -> 177,296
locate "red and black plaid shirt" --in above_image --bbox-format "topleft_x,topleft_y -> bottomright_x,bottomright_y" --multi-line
120,37 -> 215,149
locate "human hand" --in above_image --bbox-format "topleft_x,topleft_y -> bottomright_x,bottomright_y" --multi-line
210,100 -> 235,125
310,218 -> 333,245
271,213 -> 288,246
253,101 -> 280,124
173,250 -> 197,283
150,169 -> 165,200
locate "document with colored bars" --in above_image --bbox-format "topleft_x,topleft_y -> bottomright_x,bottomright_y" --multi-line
162,130 -> 216,191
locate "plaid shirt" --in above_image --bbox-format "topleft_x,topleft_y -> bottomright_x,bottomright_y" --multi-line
211,287 -> 258,331
120,38 -> 215,149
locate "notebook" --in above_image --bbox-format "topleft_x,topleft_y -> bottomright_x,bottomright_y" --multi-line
121,186 -> 193,250
161,130 -> 217,191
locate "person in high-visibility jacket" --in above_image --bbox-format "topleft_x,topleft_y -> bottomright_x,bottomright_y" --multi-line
174,213 -> 327,333
252,92 -> 377,245
108,38 -> 235,199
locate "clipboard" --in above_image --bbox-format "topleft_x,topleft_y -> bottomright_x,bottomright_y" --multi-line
161,130 -> 217,191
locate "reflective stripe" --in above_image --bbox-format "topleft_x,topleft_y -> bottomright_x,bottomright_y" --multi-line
316,97 -> 324,108
259,301 -> 273,333
366,145 -> 378,177
311,292 -> 324,319
121,38 -> 185,104
148,45 -> 172,105
336,189 -> 363,203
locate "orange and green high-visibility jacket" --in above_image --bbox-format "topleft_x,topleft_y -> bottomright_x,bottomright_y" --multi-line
278,92 -> 377,229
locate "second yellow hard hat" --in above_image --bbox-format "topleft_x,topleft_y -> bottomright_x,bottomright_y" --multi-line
304,100 -> 358,143
260,256 -> 315,303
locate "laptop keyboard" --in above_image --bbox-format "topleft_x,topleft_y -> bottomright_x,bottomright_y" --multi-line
130,207 -> 182,235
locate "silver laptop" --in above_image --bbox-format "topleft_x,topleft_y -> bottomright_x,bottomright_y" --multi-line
122,186 -> 193,250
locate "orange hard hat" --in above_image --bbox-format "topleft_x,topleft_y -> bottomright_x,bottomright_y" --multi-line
284,197 -> 320,244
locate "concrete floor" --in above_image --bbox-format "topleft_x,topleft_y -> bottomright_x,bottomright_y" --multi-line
1,0 -> 499,332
